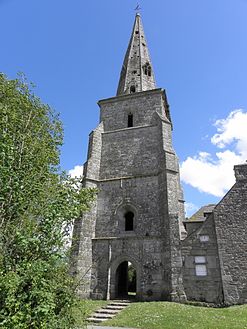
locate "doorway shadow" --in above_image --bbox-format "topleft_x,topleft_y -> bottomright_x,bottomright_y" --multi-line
115,261 -> 136,300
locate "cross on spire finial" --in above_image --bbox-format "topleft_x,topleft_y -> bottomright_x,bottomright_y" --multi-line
134,3 -> 141,14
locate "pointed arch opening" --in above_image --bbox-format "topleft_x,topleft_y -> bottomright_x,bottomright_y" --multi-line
116,202 -> 137,234
143,63 -> 152,77
115,261 -> 136,299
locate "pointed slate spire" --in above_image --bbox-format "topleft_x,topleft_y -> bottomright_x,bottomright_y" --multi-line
117,14 -> 156,96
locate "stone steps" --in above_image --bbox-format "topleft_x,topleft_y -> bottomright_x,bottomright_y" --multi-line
87,300 -> 131,324
96,309 -> 120,314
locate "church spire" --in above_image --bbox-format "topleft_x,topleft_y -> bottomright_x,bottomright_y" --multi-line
116,13 -> 156,96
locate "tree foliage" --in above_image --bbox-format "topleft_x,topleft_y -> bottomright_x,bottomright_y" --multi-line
128,264 -> 136,293
0,73 -> 95,328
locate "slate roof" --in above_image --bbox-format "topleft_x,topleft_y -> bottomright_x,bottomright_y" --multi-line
186,204 -> 216,222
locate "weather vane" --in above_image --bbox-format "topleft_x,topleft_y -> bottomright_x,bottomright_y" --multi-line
134,3 -> 141,13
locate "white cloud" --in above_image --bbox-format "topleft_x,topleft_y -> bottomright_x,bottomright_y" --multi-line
211,110 -> 247,155
68,165 -> 84,178
181,109 -> 247,197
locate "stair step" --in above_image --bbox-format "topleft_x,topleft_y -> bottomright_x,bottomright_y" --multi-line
109,302 -> 130,306
91,313 -> 115,319
105,305 -> 126,310
87,317 -> 108,323
96,309 -> 120,314
87,299 -> 131,323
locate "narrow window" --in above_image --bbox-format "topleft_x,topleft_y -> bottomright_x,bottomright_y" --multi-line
195,256 -> 207,276
130,85 -> 136,93
125,212 -> 134,231
128,114 -> 133,127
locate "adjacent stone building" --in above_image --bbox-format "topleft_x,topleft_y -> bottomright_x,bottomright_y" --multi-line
182,164 -> 247,305
71,14 -> 247,305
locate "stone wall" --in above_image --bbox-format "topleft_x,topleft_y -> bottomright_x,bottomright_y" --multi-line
99,89 -> 167,132
70,180 -> 98,298
90,169 -> 179,300
72,88 -> 186,301
182,216 -> 223,303
90,236 -> 168,301
213,164 -> 247,304
100,125 -> 160,179
70,123 -> 103,298
95,175 -> 163,238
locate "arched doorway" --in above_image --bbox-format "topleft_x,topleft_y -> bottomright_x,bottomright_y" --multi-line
115,261 -> 136,299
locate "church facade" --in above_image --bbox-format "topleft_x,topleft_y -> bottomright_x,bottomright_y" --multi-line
71,14 -> 247,305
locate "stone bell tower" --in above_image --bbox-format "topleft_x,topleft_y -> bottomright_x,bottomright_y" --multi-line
71,13 -> 186,301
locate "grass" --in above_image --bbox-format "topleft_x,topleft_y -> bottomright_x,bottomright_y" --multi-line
100,301 -> 247,329
73,299 -> 108,327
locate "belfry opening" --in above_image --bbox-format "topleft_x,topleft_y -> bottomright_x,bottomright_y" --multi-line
124,211 -> 134,231
115,261 -> 136,299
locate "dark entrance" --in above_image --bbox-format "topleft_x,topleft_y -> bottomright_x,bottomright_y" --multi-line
115,261 -> 136,298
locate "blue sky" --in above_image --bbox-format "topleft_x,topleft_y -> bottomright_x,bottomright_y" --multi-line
1,0 -> 247,216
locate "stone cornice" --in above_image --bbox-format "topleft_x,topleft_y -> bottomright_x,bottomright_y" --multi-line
98,88 -> 165,106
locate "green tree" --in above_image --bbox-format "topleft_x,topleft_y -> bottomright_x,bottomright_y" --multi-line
0,73 -> 95,329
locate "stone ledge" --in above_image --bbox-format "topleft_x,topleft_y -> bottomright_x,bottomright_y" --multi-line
92,236 -> 164,241
98,88 -> 164,105
102,124 -> 156,135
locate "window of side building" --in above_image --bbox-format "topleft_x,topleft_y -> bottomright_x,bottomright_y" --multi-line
199,235 -> 209,242
194,256 -> 207,276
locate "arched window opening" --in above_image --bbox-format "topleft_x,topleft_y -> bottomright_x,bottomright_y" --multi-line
125,211 -> 134,231
130,85 -> 136,93
128,114 -> 133,128
116,261 -> 136,299
143,63 -> 152,77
